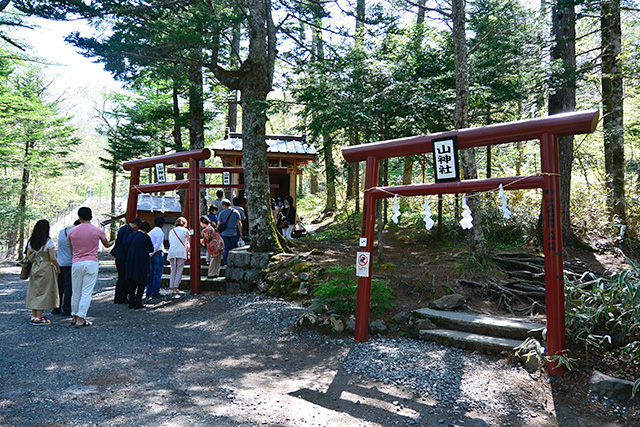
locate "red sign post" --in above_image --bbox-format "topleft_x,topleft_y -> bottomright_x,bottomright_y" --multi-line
342,110 -> 599,377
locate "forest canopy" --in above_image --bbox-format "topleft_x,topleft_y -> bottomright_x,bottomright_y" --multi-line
0,0 -> 639,257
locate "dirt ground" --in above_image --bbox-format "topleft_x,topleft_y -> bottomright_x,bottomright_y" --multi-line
289,223 -> 640,425
0,260 -> 638,426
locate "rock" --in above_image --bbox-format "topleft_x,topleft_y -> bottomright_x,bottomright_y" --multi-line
346,316 -> 356,333
296,312 -> 321,330
308,248 -> 324,256
257,280 -> 270,292
299,272 -> 310,282
297,288 -> 309,297
329,316 -> 344,333
514,339 -> 543,371
369,319 -> 387,333
308,301 -> 326,314
429,293 -> 465,310
393,311 -> 412,325
589,370 -> 638,400
64,385 -> 99,397
406,318 -> 437,339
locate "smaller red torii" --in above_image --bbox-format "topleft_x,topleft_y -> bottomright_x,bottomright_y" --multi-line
342,110 -> 599,377
123,148 -> 210,295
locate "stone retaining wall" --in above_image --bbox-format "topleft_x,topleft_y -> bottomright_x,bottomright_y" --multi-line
225,246 -> 270,292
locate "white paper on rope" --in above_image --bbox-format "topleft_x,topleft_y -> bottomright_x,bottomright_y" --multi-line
459,196 -> 474,229
422,199 -> 435,230
391,194 -> 401,224
498,184 -> 512,220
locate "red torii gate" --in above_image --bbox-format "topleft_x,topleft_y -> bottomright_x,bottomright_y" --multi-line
342,110 -> 600,377
123,149 -> 210,295
123,151 -> 289,295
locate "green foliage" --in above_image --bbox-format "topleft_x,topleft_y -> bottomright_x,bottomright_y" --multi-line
565,262 -> 640,351
313,265 -> 394,315
546,352 -> 578,372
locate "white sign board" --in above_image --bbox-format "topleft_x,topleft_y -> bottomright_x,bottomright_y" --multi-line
359,237 -> 367,247
155,163 -> 166,183
432,137 -> 459,183
223,171 -> 231,186
356,251 -> 370,277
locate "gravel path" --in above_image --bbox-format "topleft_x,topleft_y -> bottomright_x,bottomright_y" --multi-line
0,266 -> 630,426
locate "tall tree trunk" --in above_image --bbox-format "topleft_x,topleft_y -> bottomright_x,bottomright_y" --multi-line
602,0 -> 626,224
17,141 -> 31,259
400,0 -> 425,199
189,49 -> 205,150
323,135 -> 338,213
401,155 -> 413,208
172,79 -> 183,150
310,3 -> 336,214
227,22 -> 241,132
188,48 -> 207,215
237,0 -> 280,253
549,0 -> 576,245
310,172 -> 319,194
346,132 -> 359,200
452,0 -> 487,263
206,0 -> 280,252
346,0 -> 365,209
172,80 -> 186,207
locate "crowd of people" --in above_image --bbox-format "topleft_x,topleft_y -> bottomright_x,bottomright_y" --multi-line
23,193 -> 296,326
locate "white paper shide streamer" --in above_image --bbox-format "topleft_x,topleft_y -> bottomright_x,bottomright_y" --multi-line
149,194 -> 154,213
498,184 -> 512,220
391,194 -> 401,224
459,196 -> 474,229
161,195 -> 166,213
422,199 -> 435,230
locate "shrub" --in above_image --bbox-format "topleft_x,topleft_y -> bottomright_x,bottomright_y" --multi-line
313,265 -> 394,314
565,261 -> 640,351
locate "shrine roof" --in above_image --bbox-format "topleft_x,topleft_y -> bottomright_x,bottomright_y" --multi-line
212,132 -> 317,156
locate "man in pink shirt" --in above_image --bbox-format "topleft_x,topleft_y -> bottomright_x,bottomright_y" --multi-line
67,207 -> 113,327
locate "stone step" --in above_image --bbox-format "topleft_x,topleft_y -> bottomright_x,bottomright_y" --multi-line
160,274 -> 226,291
413,308 -> 545,340
163,264 -> 226,276
419,329 -> 525,354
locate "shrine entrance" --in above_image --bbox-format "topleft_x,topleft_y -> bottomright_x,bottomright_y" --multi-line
342,110 -> 599,376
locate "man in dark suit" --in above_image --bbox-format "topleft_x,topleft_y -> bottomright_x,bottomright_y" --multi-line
125,221 -> 153,309
112,218 -> 141,304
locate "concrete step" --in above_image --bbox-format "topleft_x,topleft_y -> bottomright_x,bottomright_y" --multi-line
419,329 -> 525,354
160,274 -> 226,291
413,308 -> 545,340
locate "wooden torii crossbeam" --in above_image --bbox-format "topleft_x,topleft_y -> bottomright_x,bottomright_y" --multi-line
342,110 -> 600,377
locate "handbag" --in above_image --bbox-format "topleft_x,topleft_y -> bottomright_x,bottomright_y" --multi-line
277,213 -> 289,229
19,258 -> 32,280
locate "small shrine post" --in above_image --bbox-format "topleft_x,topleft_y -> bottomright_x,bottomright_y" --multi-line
342,110 -> 599,377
